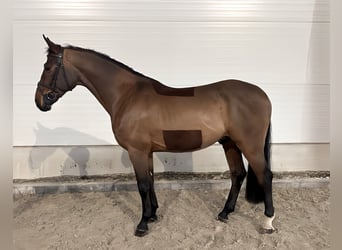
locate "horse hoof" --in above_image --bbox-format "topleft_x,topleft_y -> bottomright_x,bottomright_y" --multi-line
134,228 -> 149,237
217,215 -> 228,223
261,214 -> 276,234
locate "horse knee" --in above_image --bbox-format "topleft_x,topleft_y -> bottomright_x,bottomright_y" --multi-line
137,179 -> 151,193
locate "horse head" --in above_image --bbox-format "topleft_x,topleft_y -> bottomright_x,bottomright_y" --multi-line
35,35 -> 77,111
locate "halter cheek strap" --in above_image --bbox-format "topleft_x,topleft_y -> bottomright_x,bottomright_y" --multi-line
38,48 -> 73,94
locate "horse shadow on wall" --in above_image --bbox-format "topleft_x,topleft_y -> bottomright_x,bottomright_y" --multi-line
29,123 -> 195,177
29,123 -> 110,176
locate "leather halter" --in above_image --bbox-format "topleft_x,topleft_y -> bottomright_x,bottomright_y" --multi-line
38,48 -> 72,95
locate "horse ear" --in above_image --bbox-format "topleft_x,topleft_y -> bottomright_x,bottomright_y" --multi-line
42,34 -> 61,54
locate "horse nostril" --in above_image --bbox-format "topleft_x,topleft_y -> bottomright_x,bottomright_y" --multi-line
47,92 -> 56,101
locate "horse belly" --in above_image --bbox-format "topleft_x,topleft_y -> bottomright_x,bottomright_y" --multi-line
153,103 -> 226,152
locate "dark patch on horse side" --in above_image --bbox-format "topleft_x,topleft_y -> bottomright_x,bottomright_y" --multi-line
163,130 -> 202,151
152,81 -> 194,96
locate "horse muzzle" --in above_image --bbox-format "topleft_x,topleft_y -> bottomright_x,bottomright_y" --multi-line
43,91 -> 58,104
35,86 -> 59,112
35,99 -> 51,112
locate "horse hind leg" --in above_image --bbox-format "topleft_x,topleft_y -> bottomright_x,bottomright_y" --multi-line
245,163 -> 264,203
244,149 -> 275,234
217,137 -> 246,222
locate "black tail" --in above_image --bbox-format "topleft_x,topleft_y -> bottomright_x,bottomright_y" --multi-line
245,123 -> 272,204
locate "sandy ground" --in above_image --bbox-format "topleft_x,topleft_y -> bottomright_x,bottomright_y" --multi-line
14,185 -> 330,250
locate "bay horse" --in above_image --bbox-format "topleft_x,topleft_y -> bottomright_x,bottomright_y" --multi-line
35,35 -> 275,236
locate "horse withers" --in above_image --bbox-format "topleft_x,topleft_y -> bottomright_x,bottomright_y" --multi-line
35,35 -> 275,236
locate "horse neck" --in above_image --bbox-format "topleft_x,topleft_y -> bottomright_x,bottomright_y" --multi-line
65,48 -> 139,114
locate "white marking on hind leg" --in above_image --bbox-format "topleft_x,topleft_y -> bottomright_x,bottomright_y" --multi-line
263,213 -> 275,231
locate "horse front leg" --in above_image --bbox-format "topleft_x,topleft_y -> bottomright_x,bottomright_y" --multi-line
128,149 -> 156,237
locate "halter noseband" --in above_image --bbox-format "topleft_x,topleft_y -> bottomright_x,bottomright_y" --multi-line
39,48 -> 72,96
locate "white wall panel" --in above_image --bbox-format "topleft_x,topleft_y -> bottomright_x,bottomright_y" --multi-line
267,84 -> 329,143
14,0 -> 329,22
13,0 -> 330,146
13,85 -> 114,146
14,21 -> 329,86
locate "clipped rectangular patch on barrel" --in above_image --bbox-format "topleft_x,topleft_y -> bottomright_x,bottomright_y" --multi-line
163,130 -> 202,151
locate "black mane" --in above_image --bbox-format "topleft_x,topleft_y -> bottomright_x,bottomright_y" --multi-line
65,45 -> 148,78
